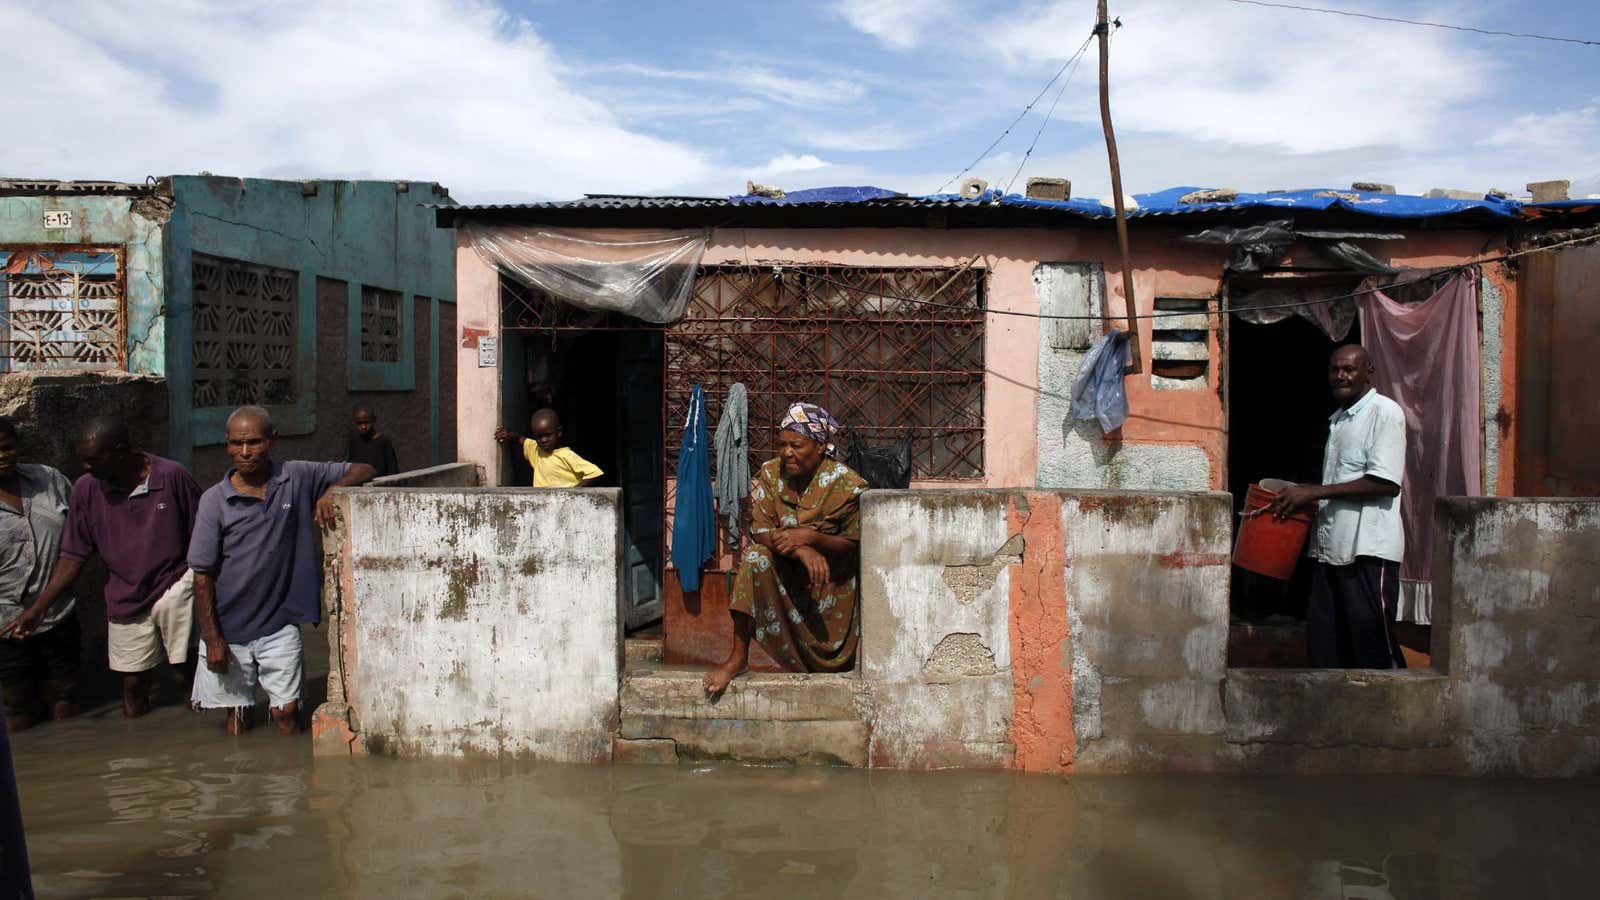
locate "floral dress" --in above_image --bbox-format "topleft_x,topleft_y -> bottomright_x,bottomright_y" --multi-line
728,457 -> 867,673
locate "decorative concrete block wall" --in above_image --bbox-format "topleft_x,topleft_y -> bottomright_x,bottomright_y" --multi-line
318,487 -> 623,762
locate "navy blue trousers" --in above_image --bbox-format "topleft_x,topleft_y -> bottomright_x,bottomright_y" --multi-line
1308,557 -> 1406,669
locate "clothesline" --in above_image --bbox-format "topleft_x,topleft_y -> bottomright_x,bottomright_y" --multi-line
788,230 -> 1600,323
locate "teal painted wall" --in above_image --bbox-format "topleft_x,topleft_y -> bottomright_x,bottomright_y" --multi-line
0,194 -> 168,375
165,176 -> 456,464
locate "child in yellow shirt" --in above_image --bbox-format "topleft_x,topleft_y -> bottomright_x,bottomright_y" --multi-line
494,408 -> 604,487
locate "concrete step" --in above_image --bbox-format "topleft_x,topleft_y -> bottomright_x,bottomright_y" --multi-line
1224,668 -> 1452,749
625,638 -> 663,666
618,668 -> 868,767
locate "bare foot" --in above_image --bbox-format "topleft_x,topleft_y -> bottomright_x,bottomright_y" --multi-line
225,707 -> 255,735
703,660 -> 745,696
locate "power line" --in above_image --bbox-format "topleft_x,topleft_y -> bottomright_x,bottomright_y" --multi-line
1223,0 -> 1600,47
934,32 -> 1097,195
798,231 -> 1600,322
1003,28 -> 1103,195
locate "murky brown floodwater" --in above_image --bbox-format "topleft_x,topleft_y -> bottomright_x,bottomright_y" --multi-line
10,697 -> 1599,898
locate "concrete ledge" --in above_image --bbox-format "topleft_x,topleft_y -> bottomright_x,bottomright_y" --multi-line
621,669 -> 861,722
620,716 -> 869,767
1224,669 -> 1452,749
614,737 -> 679,765
369,461 -> 480,488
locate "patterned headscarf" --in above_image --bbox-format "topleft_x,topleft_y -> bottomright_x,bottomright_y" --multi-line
779,402 -> 841,459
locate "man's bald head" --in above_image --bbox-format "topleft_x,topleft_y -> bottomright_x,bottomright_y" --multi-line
75,416 -> 142,486
80,416 -> 132,455
1331,344 -> 1371,369
227,405 -> 276,436
1328,344 -> 1375,408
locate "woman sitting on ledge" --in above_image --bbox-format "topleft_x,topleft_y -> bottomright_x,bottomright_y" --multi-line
703,402 -> 868,696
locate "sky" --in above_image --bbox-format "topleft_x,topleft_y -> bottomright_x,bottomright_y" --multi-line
4,0 -> 1598,204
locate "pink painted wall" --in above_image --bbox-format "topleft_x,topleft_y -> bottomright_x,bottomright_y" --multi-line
455,238 -> 501,484
455,224 -> 1517,493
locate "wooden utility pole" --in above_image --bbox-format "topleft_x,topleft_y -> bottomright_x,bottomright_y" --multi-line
1096,0 -> 1144,374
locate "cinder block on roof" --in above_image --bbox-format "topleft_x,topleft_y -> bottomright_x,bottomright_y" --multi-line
1425,188 -> 1481,201
1527,180 -> 1571,202
1351,182 -> 1395,194
1025,177 -> 1071,201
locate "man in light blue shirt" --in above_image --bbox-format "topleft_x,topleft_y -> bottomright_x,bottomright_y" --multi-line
1268,345 -> 1407,668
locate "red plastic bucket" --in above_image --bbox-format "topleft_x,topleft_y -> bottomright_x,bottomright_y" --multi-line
1233,481 -> 1312,581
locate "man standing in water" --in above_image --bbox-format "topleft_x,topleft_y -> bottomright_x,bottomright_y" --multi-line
188,406 -> 373,735
1267,344 -> 1407,668
3,417 -> 202,718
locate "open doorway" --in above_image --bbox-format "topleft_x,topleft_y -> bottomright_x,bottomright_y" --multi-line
503,329 -> 665,631
1225,277 -> 1360,664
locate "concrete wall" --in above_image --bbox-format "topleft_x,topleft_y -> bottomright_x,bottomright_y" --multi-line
859,489 -> 1233,774
1433,498 -> 1600,775
164,176 -> 456,479
317,486 -> 1600,776
318,487 -> 623,762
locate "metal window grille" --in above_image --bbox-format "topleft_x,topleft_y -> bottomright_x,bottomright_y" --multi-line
359,286 -> 403,362
192,254 -> 297,408
669,265 -> 985,479
0,247 -> 125,372
501,264 -> 986,479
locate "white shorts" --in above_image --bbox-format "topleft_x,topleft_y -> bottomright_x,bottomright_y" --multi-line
107,569 -> 195,674
190,623 -> 303,710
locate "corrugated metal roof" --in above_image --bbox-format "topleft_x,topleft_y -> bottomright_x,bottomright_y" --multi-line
436,184 -> 1600,228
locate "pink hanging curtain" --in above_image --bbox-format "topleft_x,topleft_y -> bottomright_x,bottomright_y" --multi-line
1357,272 -> 1482,624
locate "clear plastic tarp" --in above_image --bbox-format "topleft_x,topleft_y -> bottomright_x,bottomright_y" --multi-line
464,225 -> 709,324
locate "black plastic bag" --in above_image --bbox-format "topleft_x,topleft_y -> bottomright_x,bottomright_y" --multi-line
843,430 -> 913,489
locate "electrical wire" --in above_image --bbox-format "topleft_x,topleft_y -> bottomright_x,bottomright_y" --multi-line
798,231 -> 1600,322
1223,0 -> 1600,47
1002,28 -> 1102,196
933,32 -> 1097,195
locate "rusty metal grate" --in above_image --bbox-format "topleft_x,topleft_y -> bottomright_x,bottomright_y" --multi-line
669,265 -> 985,479
0,247 -> 125,372
499,264 -> 987,479
192,254 -> 297,408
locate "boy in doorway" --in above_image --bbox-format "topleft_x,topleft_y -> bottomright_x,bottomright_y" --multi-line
346,404 -> 399,483
494,408 -> 603,487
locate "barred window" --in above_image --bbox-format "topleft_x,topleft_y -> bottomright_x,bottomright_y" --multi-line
666,266 -> 985,479
0,247 -> 124,372
359,285 -> 403,362
192,254 -> 297,408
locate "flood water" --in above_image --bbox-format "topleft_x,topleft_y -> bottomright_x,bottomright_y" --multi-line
9,696 -> 1599,898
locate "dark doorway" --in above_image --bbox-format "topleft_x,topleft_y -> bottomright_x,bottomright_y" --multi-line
1226,310 -> 1357,625
506,330 -> 665,630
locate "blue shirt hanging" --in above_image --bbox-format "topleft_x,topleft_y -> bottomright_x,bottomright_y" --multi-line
672,384 -> 717,592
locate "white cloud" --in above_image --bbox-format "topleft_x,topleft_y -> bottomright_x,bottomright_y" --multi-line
833,0 -> 960,50
802,123 -> 922,152
983,0 -> 1495,155
748,154 -> 832,180
0,0 -> 714,201
736,66 -> 865,107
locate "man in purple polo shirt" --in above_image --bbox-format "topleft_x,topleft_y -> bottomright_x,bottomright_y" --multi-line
3,417 -> 201,719
188,406 -> 373,736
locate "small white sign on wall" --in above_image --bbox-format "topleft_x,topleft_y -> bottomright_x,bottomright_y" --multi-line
42,210 -> 72,230
477,335 -> 498,368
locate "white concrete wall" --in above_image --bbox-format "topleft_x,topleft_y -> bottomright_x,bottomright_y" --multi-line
860,491 -> 1018,769
343,487 -> 623,761
1434,498 -> 1600,776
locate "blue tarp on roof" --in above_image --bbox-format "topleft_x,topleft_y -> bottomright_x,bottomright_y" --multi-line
724,184 -> 1531,220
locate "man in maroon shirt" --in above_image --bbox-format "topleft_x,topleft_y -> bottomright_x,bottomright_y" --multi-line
2,417 -> 201,718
